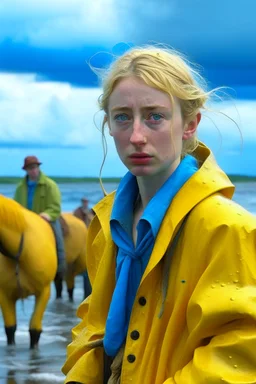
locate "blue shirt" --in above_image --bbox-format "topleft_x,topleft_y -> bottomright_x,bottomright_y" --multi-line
27,179 -> 37,210
104,155 -> 199,356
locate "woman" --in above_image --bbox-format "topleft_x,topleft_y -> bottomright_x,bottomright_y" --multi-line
62,46 -> 256,383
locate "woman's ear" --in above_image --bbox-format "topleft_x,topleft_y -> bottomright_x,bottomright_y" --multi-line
182,112 -> 201,140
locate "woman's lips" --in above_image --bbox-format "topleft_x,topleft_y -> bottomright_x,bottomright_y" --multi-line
128,153 -> 153,164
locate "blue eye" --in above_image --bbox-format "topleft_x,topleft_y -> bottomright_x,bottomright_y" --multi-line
149,113 -> 163,121
114,114 -> 129,121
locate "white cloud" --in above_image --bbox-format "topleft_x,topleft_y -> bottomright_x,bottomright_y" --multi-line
0,73 -> 103,145
0,73 -> 256,150
0,72 -> 255,177
198,99 -> 256,155
0,0 -> 124,47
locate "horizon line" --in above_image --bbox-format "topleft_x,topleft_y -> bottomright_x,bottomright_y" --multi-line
0,174 -> 255,184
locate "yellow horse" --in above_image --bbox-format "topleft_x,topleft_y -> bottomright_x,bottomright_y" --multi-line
0,195 -> 88,348
55,213 -> 91,302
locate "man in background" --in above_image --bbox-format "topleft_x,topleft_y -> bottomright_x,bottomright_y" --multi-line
14,155 -> 66,279
73,197 -> 94,227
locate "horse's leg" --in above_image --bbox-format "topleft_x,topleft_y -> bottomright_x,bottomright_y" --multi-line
54,274 -> 63,299
82,270 -> 92,300
29,284 -> 51,349
65,273 -> 75,302
0,293 -> 17,345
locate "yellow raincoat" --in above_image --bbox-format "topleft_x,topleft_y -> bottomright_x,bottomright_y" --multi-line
62,143 -> 256,383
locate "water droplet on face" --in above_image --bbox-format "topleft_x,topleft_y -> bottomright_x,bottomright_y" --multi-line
230,297 -> 235,301
211,285 -> 215,289
215,280 -> 219,283
229,355 -> 232,359
221,283 -> 225,287
233,279 -> 239,283
234,364 -> 238,368
202,181 -> 206,184
236,271 -> 240,273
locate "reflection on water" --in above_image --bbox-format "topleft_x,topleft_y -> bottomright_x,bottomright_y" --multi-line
0,276 -> 85,383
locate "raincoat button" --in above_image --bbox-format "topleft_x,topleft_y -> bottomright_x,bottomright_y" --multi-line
130,330 -> 140,340
127,354 -> 136,363
138,297 -> 146,306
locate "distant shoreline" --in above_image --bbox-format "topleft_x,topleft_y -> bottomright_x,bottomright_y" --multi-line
0,175 -> 256,184
0,176 -> 120,184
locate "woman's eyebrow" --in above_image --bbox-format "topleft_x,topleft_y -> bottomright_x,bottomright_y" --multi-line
110,106 -> 131,113
110,105 -> 169,113
142,105 -> 169,111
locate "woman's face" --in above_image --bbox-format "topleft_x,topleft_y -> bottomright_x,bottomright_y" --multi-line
108,76 -> 199,182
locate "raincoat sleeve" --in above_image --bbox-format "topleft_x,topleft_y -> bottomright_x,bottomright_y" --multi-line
42,180 -> 61,221
62,216 -> 105,383
164,214 -> 256,383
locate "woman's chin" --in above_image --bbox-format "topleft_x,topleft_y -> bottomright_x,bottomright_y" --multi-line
128,165 -> 155,177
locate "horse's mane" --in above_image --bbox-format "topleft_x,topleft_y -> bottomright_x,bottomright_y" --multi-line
0,195 -> 27,233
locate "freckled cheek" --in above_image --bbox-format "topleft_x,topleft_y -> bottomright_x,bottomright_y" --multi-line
112,133 -> 130,153
113,130 -> 130,143
156,135 -> 180,160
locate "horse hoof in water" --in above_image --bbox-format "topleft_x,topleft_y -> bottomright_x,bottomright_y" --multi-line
5,325 -> 16,345
29,329 -> 42,349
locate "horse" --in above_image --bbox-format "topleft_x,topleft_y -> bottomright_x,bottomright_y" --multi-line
56,213 -> 91,301
0,195 -> 88,348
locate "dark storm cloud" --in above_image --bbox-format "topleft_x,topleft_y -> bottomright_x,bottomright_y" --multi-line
0,0 -> 256,93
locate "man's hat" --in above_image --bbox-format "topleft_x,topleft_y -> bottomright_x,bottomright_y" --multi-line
22,156 -> 42,170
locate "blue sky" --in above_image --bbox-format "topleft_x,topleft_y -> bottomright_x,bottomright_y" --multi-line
0,0 -> 256,177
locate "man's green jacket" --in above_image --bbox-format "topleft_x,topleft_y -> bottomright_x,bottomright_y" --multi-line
14,171 -> 61,221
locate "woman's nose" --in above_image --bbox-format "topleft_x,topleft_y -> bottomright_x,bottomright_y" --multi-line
129,120 -> 147,145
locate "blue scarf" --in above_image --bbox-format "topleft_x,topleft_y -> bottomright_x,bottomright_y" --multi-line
103,155 -> 198,357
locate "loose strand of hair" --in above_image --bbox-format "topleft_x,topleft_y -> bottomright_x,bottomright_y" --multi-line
99,122 -> 108,196
203,104 -> 243,154
200,113 -> 224,154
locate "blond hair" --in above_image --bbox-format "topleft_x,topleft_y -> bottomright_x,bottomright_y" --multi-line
93,46 -> 225,193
